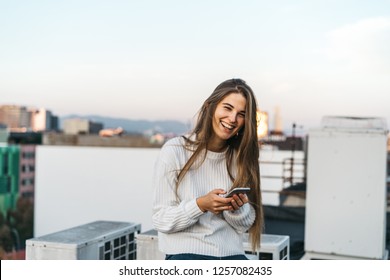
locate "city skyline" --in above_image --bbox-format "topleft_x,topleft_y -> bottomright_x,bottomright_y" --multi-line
1,1 -> 390,132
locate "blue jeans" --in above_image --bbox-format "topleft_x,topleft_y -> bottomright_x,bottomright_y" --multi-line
165,253 -> 248,260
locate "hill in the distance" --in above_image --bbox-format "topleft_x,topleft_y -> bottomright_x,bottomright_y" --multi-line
60,115 -> 191,135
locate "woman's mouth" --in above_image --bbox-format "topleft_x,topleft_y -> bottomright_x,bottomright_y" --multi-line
221,121 -> 236,131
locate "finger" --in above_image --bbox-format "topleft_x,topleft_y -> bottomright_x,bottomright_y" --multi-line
214,205 -> 231,214
212,188 -> 227,196
215,195 -> 233,203
239,194 -> 248,203
232,195 -> 243,206
222,204 -> 233,211
230,199 -> 240,210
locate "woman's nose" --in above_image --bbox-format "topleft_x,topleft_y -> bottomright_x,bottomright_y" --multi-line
228,112 -> 237,123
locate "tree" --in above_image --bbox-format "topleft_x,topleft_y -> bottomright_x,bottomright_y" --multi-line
0,211 -> 13,259
7,197 -> 34,250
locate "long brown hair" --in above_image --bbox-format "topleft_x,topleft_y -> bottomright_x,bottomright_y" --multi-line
177,78 -> 263,251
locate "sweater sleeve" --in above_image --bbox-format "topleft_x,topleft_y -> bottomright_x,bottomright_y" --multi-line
222,202 -> 256,233
152,144 -> 204,233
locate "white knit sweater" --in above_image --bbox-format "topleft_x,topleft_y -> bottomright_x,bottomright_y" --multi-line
152,136 -> 256,257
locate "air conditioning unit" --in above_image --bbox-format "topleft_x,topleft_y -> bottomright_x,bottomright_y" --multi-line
136,229 -> 165,260
243,233 -> 290,260
26,220 -> 141,260
136,230 -> 289,260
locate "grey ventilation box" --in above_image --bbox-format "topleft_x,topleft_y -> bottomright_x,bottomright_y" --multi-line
26,220 -> 141,260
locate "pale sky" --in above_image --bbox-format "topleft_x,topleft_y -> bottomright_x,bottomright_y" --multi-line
1,0 -> 389,133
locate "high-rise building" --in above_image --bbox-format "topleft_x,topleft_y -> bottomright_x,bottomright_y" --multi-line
0,146 -> 20,215
19,145 -> 35,201
30,108 -> 59,132
273,106 -> 283,134
0,105 -> 59,133
31,108 -> 51,132
51,115 -> 59,131
0,105 -> 30,131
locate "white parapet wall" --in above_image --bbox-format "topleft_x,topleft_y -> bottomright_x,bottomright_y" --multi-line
34,145 -> 303,238
34,146 -> 160,237
304,117 -> 388,259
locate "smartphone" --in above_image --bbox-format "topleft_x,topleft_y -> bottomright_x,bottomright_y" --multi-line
223,187 -> 251,198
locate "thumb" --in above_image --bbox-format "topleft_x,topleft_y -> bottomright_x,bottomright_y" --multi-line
211,188 -> 226,195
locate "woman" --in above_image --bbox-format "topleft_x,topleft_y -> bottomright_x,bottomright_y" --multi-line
152,78 -> 263,260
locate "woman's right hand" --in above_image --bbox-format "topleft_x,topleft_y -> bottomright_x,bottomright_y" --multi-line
196,189 -> 233,214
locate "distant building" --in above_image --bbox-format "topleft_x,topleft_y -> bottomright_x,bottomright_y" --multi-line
51,115 -> 59,132
257,111 -> 269,139
89,121 -> 104,134
261,136 -> 305,151
30,108 -> 59,132
0,125 -> 9,143
8,132 -> 42,145
63,119 -> 103,135
0,105 -> 30,131
265,106 -> 284,136
0,105 -> 59,133
149,133 -> 165,145
273,106 -> 283,134
99,127 -> 124,137
388,133 -> 390,152
42,133 -> 162,148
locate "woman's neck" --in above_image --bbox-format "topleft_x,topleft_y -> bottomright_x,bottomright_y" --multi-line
208,136 -> 227,153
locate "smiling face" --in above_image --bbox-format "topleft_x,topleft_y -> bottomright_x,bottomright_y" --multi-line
209,92 -> 247,152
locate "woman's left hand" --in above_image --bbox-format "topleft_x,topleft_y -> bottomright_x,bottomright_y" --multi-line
230,193 -> 249,211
